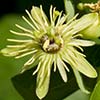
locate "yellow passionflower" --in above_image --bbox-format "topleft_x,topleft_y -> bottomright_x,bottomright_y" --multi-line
1,5 -> 97,99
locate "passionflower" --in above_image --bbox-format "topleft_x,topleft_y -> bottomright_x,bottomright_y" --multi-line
1,5 -> 97,99
79,0 -> 100,44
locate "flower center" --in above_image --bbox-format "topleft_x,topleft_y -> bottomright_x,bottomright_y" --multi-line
40,34 -> 63,53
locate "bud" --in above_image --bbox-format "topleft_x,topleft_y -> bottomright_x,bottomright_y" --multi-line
77,3 -> 84,11
78,1 -> 100,44
79,12 -> 100,40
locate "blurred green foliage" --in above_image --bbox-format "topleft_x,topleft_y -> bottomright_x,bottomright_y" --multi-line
0,14 -> 25,100
64,90 -> 89,100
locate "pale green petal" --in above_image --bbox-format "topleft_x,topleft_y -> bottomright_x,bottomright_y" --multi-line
72,13 -> 98,33
68,48 -> 97,78
62,13 -> 96,36
75,55 -> 97,78
1,48 -> 19,56
57,55 -> 67,82
64,0 -> 75,20
31,6 -> 43,24
36,55 -> 53,99
31,6 -> 47,32
40,5 -> 49,27
70,39 -> 95,47
36,73 -> 50,99
64,47 -> 97,78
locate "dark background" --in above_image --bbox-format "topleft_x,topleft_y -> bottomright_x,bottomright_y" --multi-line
0,0 -> 64,17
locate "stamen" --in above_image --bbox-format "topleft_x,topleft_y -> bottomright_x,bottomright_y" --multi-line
50,5 -> 54,26
22,16 -> 39,32
24,56 -> 35,66
56,11 -> 62,27
57,14 -> 68,26
15,50 -> 37,59
53,54 -> 57,72
15,24 -> 33,34
61,60 -> 69,72
7,39 -> 33,43
8,48 -> 30,55
10,30 -> 35,39
66,14 -> 78,25
7,45 -> 26,48
32,61 -> 41,75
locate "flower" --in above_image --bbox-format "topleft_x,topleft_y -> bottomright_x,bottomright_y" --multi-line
1,5 -> 97,99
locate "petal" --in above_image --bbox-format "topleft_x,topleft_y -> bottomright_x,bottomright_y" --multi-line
70,39 -> 95,47
31,6 -> 47,32
68,48 -> 97,78
36,72 -> 50,99
36,55 -> 53,99
1,48 -> 19,56
57,55 -> 67,82
73,13 -> 98,32
75,55 -> 97,78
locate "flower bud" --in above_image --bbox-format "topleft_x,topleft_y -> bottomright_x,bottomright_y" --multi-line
79,12 -> 100,40
77,3 -> 84,11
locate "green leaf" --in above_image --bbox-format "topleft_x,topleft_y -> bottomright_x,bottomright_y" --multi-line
11,66 -> 97,100
90,67 -> 100,100
12,68 -> 79,100
63,90 -> 90,100
64,0 -> 75,20
84,46 -> 100,100
90,80 -> 100,100
0,14 -> 25,100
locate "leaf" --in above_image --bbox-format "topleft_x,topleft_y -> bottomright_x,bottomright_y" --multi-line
63,90 -> 90,100
0,14 -> 26,100
90,80 -> 100,100
12,68 -> 79,100
64,0 -> 75,20
11,66 -> 97,100
90,67 -> 100,100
